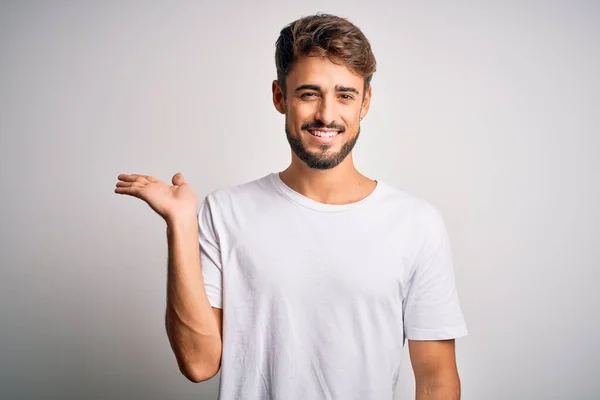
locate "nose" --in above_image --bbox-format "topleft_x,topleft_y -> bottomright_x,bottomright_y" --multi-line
314,96 -> 336,127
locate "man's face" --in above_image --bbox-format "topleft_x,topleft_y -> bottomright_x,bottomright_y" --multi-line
273,56 -> 371,170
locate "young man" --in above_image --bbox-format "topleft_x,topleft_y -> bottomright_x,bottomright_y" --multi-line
115,13 -> 468,400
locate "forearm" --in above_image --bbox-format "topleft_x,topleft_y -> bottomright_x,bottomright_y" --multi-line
165,216 -> 221,382
415,375 -> 461,400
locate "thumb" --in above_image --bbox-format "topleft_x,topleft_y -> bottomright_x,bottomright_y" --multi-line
172,172 -> 185,186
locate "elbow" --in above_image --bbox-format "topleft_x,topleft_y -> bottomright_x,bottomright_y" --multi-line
165,316 -> 223,383
180,360 -> 221,383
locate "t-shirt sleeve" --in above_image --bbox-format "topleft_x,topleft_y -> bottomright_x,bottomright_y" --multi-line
198,195 -> 223,309
403,205 -> 468,341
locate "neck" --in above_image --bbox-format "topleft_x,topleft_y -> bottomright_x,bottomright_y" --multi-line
279,153 -> 377,205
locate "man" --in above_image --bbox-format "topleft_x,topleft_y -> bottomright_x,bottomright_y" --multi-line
115,13 -> 468,400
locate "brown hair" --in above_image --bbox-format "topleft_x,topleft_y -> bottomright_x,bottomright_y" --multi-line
275,13 -> 377,96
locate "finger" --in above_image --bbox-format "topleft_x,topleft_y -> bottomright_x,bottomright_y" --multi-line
115,181 -> 145,188
117,174 -> 152,183
114,186 -> 141,195
116,179 -> 144,188
172,172 -> 185,186
117,174 -> 140,183
132,174 -> 158,182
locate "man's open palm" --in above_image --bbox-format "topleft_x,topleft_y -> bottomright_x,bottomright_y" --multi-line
114,172 -> 198,222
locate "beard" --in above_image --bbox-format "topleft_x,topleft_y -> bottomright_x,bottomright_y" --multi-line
285,116 -> 361,170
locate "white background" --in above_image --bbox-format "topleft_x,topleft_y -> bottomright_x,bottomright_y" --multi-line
1,1 -> 598,399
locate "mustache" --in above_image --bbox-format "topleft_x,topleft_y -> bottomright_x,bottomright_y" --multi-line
301,121 -> 346,132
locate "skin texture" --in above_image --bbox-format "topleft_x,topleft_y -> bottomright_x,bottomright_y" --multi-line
272,56 -> 377,205
410,339 -> 461,399
114,173 -> 223,382
280,57 -> 364,171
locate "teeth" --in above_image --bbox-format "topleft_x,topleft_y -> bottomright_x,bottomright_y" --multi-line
310,130 -> 339,138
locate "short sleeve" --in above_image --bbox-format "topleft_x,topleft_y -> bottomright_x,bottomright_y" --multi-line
403,205 -> 468,341
198,195 -> 223,309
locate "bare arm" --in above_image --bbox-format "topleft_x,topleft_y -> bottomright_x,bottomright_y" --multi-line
165,216 -> 223,383
114,173 -> 223,383
409,339 -> 461,400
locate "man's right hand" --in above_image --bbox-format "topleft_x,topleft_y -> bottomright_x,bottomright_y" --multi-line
115,171 -> 222,381
114,172 -> 198,224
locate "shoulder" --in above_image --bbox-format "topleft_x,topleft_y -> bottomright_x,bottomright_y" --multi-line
375,181 -> 445,227
206,173 -> 271,198
201,173 -> 277,214
375,182 -> 450,262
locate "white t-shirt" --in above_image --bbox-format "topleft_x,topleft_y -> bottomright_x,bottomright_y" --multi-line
198,172 -> 468,400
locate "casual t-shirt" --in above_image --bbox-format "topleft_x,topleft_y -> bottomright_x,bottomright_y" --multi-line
198,172 -> 468,400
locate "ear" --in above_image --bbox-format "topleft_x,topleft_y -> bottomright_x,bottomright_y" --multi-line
359,84 -> 372,120
272,80 -> 286,114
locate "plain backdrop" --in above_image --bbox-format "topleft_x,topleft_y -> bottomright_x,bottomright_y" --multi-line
1,1 -> 598,399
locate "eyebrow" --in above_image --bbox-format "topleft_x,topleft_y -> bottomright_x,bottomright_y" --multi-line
294,84 -> 360,95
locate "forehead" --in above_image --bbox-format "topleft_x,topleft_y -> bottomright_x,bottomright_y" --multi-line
286,56 -> 364,92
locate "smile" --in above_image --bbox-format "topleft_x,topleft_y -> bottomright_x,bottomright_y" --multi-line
307,130 -> 341,138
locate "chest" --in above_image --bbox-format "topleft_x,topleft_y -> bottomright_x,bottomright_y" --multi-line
222,212 -> 416,304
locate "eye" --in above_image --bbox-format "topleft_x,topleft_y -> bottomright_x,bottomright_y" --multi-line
300,92 -> 318,99
339,94 -> 354,101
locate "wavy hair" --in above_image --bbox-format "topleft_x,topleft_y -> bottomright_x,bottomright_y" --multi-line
275,13 -> 377,96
